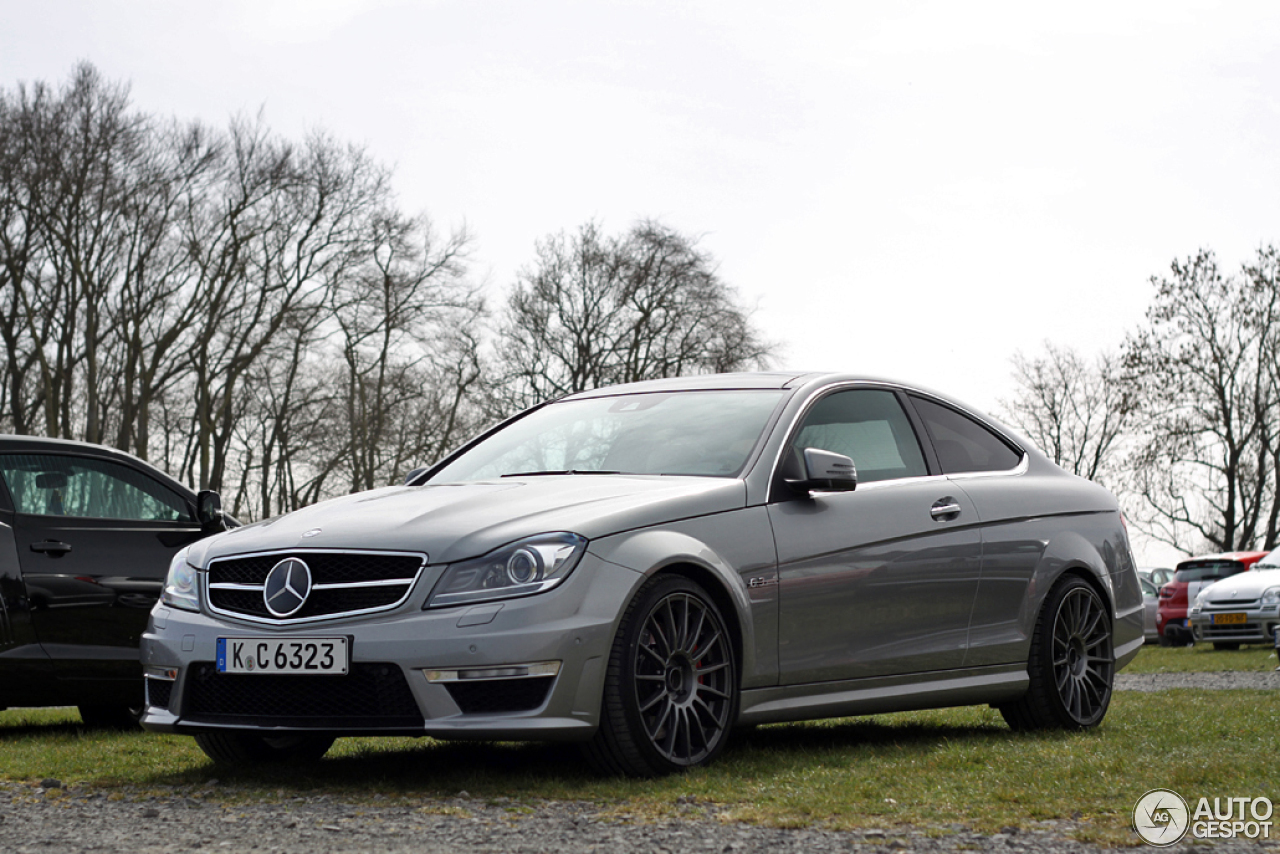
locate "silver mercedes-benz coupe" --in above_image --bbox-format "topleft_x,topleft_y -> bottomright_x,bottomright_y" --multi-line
140,372 -> 1143,776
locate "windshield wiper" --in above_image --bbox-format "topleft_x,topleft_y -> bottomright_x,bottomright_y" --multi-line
500,469 -> 622,477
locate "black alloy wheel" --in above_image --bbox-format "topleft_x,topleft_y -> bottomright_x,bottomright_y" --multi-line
999,574 -> 1114,731
584,575 -> 738,776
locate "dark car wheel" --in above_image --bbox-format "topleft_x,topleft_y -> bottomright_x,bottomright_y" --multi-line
999,574 -> 1114,731
194,732 -> 335,765
584,574 -> 738,777
78,703 -> 143,730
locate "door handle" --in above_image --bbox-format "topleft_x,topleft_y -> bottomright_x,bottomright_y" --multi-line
30,540 -> 73,556
930,499 -> 962,520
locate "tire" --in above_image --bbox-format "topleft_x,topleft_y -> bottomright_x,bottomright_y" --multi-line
78,704 -> 143,730
583,574 -> 738,777
999,574 -> 1114,731
194,732 -> 335,765
1213,642 -> 1241,651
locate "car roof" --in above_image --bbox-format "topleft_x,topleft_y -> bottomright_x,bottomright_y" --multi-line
560,371 -> 969,399
561,371 -> 816,398
1176,551 -> 1270,569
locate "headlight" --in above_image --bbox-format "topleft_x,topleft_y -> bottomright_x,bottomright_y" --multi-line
426,533 -> 587,609
1262,587 -> 1280,606
160,546 -> 199,612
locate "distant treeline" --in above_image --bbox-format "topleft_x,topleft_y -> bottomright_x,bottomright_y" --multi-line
1002,248 -> 1280,554
0,64 -> 771,519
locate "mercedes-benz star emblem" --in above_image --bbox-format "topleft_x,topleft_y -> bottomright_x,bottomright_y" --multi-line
263,557 -> 312,618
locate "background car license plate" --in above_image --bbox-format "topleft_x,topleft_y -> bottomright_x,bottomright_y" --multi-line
216,637 -> 348,674
1212,613 -> 1247,625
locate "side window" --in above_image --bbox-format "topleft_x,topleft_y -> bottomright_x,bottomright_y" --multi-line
909,396 -> 1023,474
789,389 -> 928,484
0,454 -> 192,522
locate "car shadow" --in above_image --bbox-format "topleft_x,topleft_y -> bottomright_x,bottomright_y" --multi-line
122,715 -> 1035,793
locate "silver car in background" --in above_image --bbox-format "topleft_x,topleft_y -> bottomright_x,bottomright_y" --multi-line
140,372 -> 1143,776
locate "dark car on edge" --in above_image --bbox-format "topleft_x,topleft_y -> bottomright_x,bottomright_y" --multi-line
0,436 -> 229,726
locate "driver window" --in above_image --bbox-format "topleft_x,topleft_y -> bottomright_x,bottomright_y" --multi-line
0,454 -> 192,522
790,390 -> 928,484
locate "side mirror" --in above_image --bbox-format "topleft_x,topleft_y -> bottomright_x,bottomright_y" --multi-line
787,448 -> 857,495
403,466 -> 428,486
196,490 -> 226,532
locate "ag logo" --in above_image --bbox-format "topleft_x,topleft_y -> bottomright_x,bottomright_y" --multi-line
1133,788 -> 1190,846
263,557 -> 312,618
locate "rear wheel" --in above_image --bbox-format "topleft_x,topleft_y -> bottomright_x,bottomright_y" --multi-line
583,575 -> 738,777
194,732 -> 334,765
999,575 -> 1114,731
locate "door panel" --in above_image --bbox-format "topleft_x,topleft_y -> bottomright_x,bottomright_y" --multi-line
771,480 -> 982,683
0,453 -> 201,683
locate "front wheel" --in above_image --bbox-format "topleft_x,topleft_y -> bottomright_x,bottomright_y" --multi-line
999,575 -> 1114,731
583,575 -> 738,777
194,732 -> 334,765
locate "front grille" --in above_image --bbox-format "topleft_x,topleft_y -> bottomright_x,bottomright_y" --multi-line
207,550 -> 425,623
1201,623 -> 1261,638
1208,598 -> 1260,608
182,662 -> 423,728
147,678 -> 173,710
445,676 -> 555,714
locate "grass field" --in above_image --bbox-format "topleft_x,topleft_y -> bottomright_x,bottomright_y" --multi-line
1125,641 -> 1277,672
3,643 -> 1276,845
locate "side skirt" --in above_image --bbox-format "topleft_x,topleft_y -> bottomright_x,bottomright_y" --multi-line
738,663 -> 1029,725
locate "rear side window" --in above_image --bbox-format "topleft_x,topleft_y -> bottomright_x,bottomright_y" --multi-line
788,389 -> 928,484
909,396 -> 1022,474
0,453 -> 191,522
1173,561 -> 1246,583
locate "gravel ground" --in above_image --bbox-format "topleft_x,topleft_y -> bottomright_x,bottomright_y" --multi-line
2,670 -> 1276,854
1115,671 -> 1280,691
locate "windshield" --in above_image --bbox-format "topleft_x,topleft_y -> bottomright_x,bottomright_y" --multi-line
1256,548 -> 1280,570
428,390 -> 786,483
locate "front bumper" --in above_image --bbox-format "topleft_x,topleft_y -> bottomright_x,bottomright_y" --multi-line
139,553 -> 641,741
1190,603 -> 1280,645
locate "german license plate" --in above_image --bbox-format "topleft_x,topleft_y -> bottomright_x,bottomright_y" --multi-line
216,637 -> 348,674
1212,613 -> 1247,625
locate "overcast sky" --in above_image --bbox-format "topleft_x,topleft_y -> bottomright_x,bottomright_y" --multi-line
4,1 -> 1279,561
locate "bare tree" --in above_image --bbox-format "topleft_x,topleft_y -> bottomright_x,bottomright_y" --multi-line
327,210 -> 480,492
1122,248 -> 1280,553
1,65 -> 487,520
494,219 -> 774,412
1000,342 -> 1136,484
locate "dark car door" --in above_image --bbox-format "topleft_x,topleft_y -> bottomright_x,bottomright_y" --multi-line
768,388 -> 983,683
0,451 -> 201,684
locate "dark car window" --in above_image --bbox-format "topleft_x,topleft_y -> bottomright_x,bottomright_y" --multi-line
1140,578 -> 1157,596
909,396 -> 1022,474
0,453 -> 191,522
789,389 -> 927,484
1173,560 -> 1247,583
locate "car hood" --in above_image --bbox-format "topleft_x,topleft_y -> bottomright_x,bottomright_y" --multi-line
190,475 -> 746,567
1200,568 -> 1280,599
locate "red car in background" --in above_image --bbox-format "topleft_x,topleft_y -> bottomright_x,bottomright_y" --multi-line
1157,551 -> 1268,645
